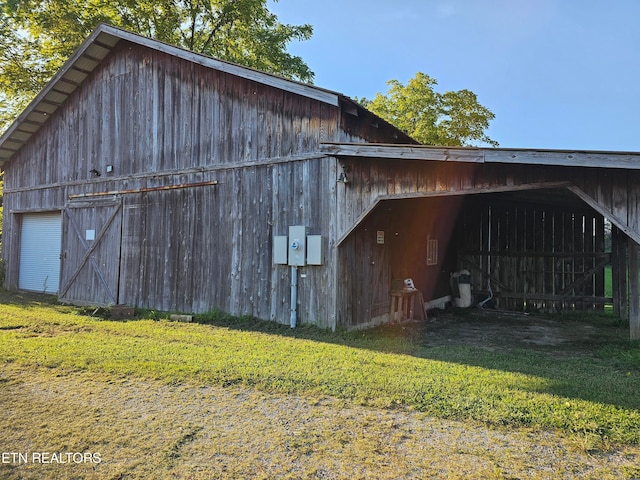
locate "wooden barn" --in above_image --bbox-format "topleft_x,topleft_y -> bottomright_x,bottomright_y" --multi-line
1,24 -> 640,339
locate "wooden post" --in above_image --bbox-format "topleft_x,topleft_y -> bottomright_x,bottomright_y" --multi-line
612,225 -> 619,316
629,238 -> 640,340
612,226 -> 628,319
594,215 -> 605,311
619,232 -> 628,320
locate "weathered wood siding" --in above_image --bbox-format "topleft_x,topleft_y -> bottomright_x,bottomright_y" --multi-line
571,169 -> 640,244
334,160 -> 567,243
3,40 -> 406,328
99,160 -> 336,322
60,199 -> 123,306
9,35 -> 640,329
4,42 -> 342,188
337,197 -> 460,328
3,41 -> 341,325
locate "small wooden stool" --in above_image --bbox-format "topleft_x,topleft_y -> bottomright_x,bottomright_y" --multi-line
389,289 -> 419,323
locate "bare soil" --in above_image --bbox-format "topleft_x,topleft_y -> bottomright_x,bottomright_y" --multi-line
406,308 -> 628,358
1,364 -> 639,480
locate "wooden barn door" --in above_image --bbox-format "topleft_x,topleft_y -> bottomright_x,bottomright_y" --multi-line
59,200 -> 123,306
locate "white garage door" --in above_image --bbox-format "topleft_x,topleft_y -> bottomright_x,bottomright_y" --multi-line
19,212 -> 62,294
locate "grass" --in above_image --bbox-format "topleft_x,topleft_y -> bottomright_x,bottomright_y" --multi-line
1,290 -> 639,452
605,264 -> 613,298
7,366 -> 637,479
2,291 -> 640,478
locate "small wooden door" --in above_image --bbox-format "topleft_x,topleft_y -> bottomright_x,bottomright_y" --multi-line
59,200 -> 123,306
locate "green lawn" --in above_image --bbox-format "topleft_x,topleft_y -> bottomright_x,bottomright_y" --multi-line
1,290 -> 639,448
605,264 -> 613,298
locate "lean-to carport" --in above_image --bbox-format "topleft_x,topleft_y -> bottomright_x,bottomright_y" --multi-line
322,143 -> 640,339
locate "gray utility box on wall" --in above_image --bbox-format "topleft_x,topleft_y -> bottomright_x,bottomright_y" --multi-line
273,226 -> 323,266
306,235 -> 322,265
288,225 -> 307,266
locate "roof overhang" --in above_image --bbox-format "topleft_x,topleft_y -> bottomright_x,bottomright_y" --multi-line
0,23 -> 344,166
320,142 -> 640,169
0,26 -> 121,165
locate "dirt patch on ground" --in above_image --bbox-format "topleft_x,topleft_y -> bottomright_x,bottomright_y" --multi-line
404,308 -> 628,358
1,365 -> 639,480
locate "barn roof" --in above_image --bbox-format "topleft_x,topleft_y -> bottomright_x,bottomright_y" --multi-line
3,24 -> 640,170
320,142 -> 640,170
0,23 -> 392,166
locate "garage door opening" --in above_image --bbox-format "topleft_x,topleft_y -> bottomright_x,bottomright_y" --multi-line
19,211 -> 62,294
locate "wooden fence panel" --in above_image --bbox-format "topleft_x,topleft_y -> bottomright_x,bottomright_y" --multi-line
458,199 -> 608,312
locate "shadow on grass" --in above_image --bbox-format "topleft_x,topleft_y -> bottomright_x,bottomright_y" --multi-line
191,308 -> 640,411
3,289 -> 638,411
0,289 -> 60,308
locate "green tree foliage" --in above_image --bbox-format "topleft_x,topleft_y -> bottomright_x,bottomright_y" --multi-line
0,174 -> 3,259
0,0 -> 314,131
359,72 -> 498,147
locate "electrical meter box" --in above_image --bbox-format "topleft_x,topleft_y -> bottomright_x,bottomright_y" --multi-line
288,225 -> 307,266
274,227 -> 323,266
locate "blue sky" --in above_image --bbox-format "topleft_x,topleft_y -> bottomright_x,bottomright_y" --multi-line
268,0 -> 640,151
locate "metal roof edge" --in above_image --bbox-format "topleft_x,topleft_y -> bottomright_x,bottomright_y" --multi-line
319,143 -> 640,169
0,25 -> 119,166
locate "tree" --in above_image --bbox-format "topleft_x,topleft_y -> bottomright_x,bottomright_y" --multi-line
358,72 -> 498,147
0,0 -> 314,131
0,173 -> 3,269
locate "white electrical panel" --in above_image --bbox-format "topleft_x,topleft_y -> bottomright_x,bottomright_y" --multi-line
288,225 -> 307,266
274,227 -> 323,267
306,235 -> 323,265
273,236 -> 288,265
